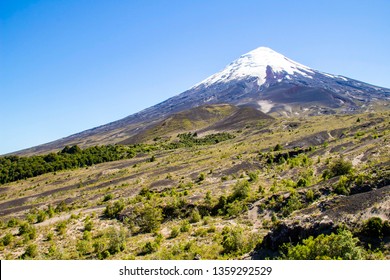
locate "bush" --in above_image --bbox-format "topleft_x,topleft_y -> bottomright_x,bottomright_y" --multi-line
296,178 -> 308,188
330,158 -> 352,177
226,200 -> 247,217
248,172 -> 258,182
221,226 -> 245,254
55,201 -> 69,213
93,240 -> 108,259
274,144 -> 283,151
281,193 -> 302,217
362,217 -> 388,239
189,208 -> 201,223
230,180 -> 250,201
106,227 -> 127,255
18,222 -> 36,240
83,230 -> 92,241
56,221 -> 67,235
7,218 -> 19,228
197,173 -> 206,183
76,240 -> 93,256
104,199 -> 125,219
140,241 -> 159,255
36,210 -> 47,223
305,189 -> 315,202
2,233 -> 14,246
46,232 -> 54,241
280,229 -> 365,260
103,193 -> 113,202
180,220 -> 191,232
169,227 -> 180,239
22,244 -> 38,259
134,203 -> 163,233
333,175 -> 350,195
84,220 -> 93,232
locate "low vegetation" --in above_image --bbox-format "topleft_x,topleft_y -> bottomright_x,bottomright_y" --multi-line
0,112 -> 389,260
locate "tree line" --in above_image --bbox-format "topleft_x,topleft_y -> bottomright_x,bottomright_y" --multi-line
0,145 -> 138,184
0,132 -> 235,185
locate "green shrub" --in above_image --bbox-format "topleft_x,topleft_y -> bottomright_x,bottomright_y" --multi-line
280,229 -> 365,260
129,203 -> 163,233
330,158 -> 352,177
362,217 -> 386,239
197,172 -> 206,183
22,244 -> 38,259
194,227 -> 208,237
140,241 -> 159,255
221,226 -> 245,254
333,175 -> 350,195
180,220 -> 191,232
84,220 -> 93,232
274,144 -> 283,151
104,199 -> 125,219
26,213 -> 37,224
101,250 -> 111,259
55,201 -> 69,213
56,221 -> 67,235
281,193 -> 302,217
204,191 -> 212,206
248,172 -> 258,182
230,180 -> 250,201
305,189 -> 315,202
169,227 -> 180,239
226,200 -> 247,217
106,227 -> 127,254
18,222 -> 36,240
37,210 -> 47,223
46,232 -> 54,241
189,208 -> 201,223
7,218 -> 19,228
2,233 -> 14,246
296,178 -> 308,188
83,230 -> 92,241
46,205 -> 55,218
103,193 -> 113,202
93,240 -> 108,258
76,240 -> 93,256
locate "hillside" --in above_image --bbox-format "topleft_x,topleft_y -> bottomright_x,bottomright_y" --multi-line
0,111 -> 389,260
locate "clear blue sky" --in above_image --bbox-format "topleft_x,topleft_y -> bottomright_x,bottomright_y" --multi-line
1,0 -> 389,155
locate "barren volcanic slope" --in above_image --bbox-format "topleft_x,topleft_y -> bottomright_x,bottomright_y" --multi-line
14,47 -> 390,155
0,47 -> 389,260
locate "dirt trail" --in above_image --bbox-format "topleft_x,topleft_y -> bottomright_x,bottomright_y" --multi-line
35,206 -> 105,227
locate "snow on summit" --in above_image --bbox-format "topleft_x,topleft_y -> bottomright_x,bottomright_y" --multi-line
194,47 -> 314,88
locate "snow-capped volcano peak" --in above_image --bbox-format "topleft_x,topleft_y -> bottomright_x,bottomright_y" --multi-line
194,46 -> 314,88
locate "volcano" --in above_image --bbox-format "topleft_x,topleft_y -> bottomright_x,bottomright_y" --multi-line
14,47 -> 390,155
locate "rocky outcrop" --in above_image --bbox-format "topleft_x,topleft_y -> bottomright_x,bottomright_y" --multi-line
261,216 -> 336,251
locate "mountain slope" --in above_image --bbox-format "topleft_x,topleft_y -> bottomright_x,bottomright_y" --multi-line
13,47 -> 390,155
1,112 -> 389,260
120,104 -> 273,144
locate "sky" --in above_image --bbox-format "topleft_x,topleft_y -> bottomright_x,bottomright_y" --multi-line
1,0 -> 390,155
